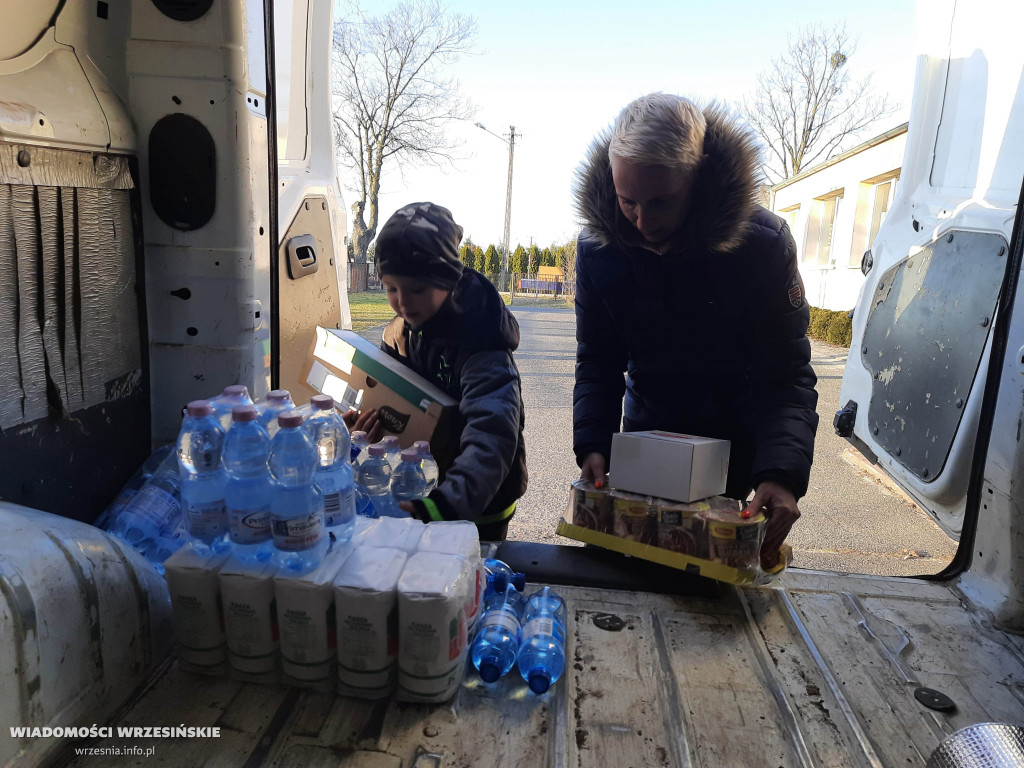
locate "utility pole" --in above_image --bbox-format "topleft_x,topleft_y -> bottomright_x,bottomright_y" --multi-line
474,121 -> 518,296
501,126 -> 516,293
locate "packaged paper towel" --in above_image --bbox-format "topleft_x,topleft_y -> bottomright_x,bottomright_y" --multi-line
396,551 -> 471,703
416,521 -> 483,628
333,546 -> 408,699
165,546 -> 232,676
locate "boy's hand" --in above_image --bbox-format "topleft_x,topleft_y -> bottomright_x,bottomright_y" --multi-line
345,407 -> 384,442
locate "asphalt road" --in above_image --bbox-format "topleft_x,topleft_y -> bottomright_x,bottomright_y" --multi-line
361,301 -> 958,577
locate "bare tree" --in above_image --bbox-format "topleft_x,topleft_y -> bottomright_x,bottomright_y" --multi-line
332,1 -> 476,271
743,24 -> 895,183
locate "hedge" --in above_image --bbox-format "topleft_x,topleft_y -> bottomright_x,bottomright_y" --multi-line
808,306 -> 853,347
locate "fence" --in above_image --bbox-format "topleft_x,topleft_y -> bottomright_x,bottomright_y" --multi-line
347,265 -> 575,299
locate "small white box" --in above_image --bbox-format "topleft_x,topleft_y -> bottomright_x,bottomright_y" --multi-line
165,546 -> 232,676
275,544 -> 354,690
609,431 -> 730,503
218,555 -> 280,684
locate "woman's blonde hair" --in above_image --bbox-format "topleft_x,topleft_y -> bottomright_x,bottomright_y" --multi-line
608,93 -> 706,173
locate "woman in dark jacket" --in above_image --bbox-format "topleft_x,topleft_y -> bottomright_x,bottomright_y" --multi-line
573,93 -> 818,566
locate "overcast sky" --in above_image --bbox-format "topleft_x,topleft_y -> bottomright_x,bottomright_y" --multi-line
334,0 -> 918,251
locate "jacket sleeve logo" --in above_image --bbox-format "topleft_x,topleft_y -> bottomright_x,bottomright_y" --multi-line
788,282 -> 804,308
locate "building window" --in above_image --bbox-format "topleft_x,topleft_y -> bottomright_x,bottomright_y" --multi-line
804,190 -> 844,266
781,205 -> 800,239
868,177 -> 897,245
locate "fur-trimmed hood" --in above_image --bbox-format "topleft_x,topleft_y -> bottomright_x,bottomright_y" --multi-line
573,102 -> 761,255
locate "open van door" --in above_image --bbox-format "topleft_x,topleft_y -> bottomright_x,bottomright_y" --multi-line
838,0 -> 1024,552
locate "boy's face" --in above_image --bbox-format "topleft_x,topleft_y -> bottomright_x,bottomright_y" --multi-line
382,274 -> 450,329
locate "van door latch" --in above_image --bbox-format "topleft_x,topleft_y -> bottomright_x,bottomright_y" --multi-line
286,234 -> 318,279
834,400 -> 858,437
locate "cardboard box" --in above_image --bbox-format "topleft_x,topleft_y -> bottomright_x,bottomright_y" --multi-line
306,327 -> 459,454
609,431 -> 730,503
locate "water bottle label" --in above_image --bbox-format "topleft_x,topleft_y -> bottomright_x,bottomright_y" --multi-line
482,610 -> 520,635
324,487 -> 355,527
129,485 -> 179,527
523,618 -> 555,638
186,500 -> 227,540
228,505 -> 271,544
272,512 -> 324,552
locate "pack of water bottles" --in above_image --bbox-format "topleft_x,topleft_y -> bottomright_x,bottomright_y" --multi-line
469,560 -> 567,694
98,383 -> 441,574
163,515 -> 488,703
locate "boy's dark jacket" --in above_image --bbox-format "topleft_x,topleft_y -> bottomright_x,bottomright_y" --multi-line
573,103 -> 819,499
381,268 -> 528,523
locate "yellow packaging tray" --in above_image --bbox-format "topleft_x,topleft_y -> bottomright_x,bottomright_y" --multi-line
556,517 -> 760,585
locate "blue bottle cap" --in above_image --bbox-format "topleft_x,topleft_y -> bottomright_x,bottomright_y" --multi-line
528,668 -> 552,694
478,658 -> 502,683
512,573 -> 526,592
492,571 -> 509,593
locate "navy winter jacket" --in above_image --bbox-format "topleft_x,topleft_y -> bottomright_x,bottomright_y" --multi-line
572,105 -> 818,499
381,268 -> 528,524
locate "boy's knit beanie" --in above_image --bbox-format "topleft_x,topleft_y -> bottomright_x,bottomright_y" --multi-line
375,202 -> 465,290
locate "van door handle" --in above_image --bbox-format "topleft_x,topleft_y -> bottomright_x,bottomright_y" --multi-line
286,234 -> 318,279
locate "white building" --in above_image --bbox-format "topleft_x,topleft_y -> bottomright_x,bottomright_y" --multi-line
770,124 -> 908,311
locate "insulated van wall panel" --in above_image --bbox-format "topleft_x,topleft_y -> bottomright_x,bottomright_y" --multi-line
0,144 -> 149,520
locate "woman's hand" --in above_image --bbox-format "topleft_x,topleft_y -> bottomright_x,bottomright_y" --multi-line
580,452 -> 607,487
743,480 -> 800,569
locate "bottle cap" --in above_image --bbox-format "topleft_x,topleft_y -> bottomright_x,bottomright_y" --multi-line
277,409 -> 304,429
383,435 -> 400,448
311,394 -> 334,411
400,448 -> 420,462
368,444 -> 386,457
413,440 -> 430,452
528,668 -> 552,694
478,659 -> 502,684
351,431 -> 367,441
267,389 -> 291,403
223,385 -> 249,398
512,573 -> 526,592
492,571 -> 508,593
232,405 -> 259,423
186,400 -> 213,417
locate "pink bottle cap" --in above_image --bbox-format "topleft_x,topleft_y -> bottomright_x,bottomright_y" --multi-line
267,389 -> 291,403
311,394 -> 334,411
401,448 -> 420,462
232,405 -> 259,422
383,435 -> 400,448
187,400 -> 213,417
277,409 -> 304,429
368,444 -> 386,457
223,385 -> 249,398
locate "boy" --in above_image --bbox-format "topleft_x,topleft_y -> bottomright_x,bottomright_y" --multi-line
351,202 -> 527,541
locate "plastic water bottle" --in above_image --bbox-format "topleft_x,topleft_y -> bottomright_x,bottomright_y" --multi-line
471,575 -> 524,683
176,400 -> 230,554
351,431 -> 369,466
257,389 -> 294,437
223,405 -> 274,563
307,394 -> 355,544
356,444 -> 401,518
99,445 -> 172,533
354,483 -> 376,518
390,448 -> 428,504
110,449 -> 182,550
211,385 -> 253,431
483,557 -> 526,601
268,410 -> 327,573
518,587 -> 567,694
413,441 -> 439,493
381,435 -> 402,470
